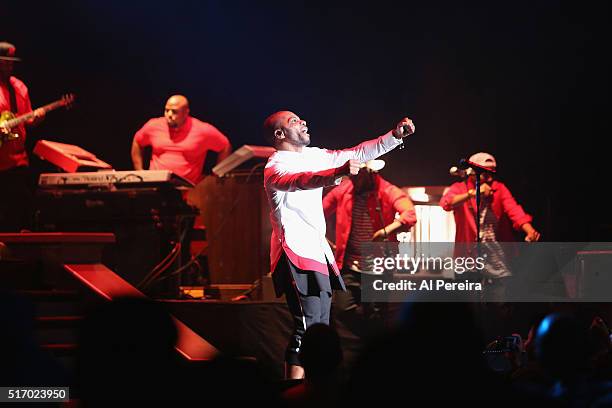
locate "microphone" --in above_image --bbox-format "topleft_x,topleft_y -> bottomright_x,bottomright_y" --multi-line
449,166 -> 473,178
458,158 -> 496,173
397,125 -> 412,150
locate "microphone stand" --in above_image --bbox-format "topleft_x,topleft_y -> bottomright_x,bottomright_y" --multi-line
462,164 -> 488,289
459,160 -> 493,244
470,166 -> 497,245
459,159 -> 496,300
469,166 -> 494,300
473,167 -> 483,244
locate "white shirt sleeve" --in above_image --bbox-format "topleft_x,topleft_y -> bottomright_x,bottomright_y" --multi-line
322,131 -> 403,167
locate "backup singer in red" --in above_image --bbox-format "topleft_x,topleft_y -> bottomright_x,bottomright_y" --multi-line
440,152 -> 540,301
323,161 -> 417,319
440,152 -> 540,245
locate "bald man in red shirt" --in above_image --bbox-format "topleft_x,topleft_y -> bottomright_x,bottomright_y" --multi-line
131,95 -> 231,185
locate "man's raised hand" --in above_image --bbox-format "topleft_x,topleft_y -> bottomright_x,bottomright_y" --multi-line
392,117 -> 415,139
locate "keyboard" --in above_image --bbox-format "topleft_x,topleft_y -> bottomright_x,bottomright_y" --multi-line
38,170 -> 194,188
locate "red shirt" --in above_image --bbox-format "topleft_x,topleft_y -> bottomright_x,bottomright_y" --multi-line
0,76 -> 32,171
133,116 -> 230,185
323,175 -> 417,270
439,180 -> 532,243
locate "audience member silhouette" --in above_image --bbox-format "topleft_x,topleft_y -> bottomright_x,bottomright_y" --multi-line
343,300 -> 514,406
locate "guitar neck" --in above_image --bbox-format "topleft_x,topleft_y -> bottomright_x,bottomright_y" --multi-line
4,99 -> 66,128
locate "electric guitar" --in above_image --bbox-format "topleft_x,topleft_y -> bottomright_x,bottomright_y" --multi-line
0,93 -> 75,147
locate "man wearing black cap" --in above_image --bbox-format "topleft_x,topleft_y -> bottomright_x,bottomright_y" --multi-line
0,41 -> 45,231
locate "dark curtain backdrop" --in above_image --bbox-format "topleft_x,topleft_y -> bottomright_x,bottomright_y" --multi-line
3,0 -> 609,240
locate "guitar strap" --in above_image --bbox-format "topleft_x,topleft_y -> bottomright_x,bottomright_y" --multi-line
7,79 -> 18,113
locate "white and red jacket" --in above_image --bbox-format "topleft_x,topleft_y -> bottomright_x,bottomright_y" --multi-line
264,131 -> 403,279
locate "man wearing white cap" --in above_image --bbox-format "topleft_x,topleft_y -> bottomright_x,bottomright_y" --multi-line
441,151 -> 540,303
440,152 -> 540,245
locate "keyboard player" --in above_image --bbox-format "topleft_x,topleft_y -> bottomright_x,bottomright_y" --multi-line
130,95 -> 232,289
130,95 -> 231,185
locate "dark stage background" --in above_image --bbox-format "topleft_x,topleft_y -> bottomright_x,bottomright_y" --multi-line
3,1 -> 609,241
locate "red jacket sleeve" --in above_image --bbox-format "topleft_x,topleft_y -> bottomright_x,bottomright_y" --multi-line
497,182 -> 533,230
440,182 -> 466,212
382,182 -> 417,227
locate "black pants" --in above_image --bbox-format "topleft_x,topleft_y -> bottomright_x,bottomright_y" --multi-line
278,255 -> 336,366
284,283 -> 332,365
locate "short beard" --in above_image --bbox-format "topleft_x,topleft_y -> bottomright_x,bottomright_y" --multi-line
289,137 -> 310,147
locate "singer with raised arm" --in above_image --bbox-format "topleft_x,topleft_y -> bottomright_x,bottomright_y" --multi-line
263,110 -> 414,379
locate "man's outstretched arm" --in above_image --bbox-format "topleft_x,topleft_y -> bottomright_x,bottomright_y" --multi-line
327,117 -> 415,166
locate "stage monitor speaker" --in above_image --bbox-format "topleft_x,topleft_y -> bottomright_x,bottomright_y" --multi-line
212,144 -> 275,177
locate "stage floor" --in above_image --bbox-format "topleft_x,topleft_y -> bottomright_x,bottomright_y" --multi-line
160,299 -> 396,380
